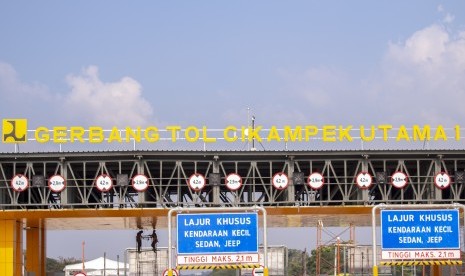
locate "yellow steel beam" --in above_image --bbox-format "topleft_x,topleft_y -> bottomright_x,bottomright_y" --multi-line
25,219 -> 46,276
0,206 -> 374,230
0,220 -> 23,276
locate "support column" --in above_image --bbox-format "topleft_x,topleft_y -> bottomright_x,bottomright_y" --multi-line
431,264 -> 442,276
434,157 -> 443,202
0,219 -> 23,276
286,156 -> 295,202
25,219 -> 46,276
211,157 -> 221,206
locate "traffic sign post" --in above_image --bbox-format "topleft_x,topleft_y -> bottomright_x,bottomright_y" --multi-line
168,207 -> 268,274
380,209 -> 461,260
381,209 -> 460,251
177,212 -> 258,255
372,204 -> 465,276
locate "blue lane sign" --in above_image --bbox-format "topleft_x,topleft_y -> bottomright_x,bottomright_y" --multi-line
381,209 -> 460,250
177,213 -> 258,254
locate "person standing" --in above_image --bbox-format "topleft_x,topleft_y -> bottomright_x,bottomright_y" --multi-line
136,230 -> 143,253
150,229 -> 158,252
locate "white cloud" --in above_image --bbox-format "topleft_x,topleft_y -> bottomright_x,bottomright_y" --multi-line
437,4 -> 455,24
278,66 -> 383,124
0,63 -> 155,127
296,68 -> 344,106
378,22 -> 465,124
387,24 -> 449,66
0,62 -> 58,126
280,20 -> 465,126
443,13 -> 455,24
64,66 -> 154,126
0,62 -> 52,103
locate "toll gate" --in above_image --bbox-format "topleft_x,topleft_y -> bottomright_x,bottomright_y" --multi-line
2,150 -> 464,209
1,149 -> 465,275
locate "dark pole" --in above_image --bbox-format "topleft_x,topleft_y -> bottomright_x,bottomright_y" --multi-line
361,252 -> 364,276
303,248 -> 307,276
117,254 -> 120,276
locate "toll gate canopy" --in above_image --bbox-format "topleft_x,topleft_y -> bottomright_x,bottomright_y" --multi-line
1,149 -> 465,229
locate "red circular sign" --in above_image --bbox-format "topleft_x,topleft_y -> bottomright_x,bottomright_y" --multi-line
163,269 -> 179,276
11,174 -> 29,192
391,171 -> 408,189
225,173 -> 242,191
188,173 -> 206,191
356,172 -> 373,189
132,174 -> 149,192
49,174 -> 66,193
307,172 -> 324,190
434,172 -> 451,189
95,174 -> 113,192
272,172 -> 289,190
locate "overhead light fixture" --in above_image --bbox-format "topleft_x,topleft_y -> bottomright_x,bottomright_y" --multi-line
376,172 -> 386,184
208,173 -> 221,186
32,175 -> 45,187
455,171 -> 464,184
117,174 -> 129,186
293,172 -> 305,185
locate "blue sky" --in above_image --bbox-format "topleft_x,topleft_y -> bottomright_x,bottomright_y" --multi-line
1,0 -> 465,260
1,1 -> 465,128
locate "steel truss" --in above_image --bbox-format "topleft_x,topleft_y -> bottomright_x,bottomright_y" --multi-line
0,150 -> 464,209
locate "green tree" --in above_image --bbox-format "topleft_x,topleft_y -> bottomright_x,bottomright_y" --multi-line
287,249 -> 311,275
308,246 -> 335,275
46,256 -> 81,274
46,258 -> 62,273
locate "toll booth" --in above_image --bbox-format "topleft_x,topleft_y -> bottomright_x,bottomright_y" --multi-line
125,247 -> 169,276
126,245 -> 287,275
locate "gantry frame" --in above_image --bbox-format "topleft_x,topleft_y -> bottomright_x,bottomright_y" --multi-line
0,150 -> 464,210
